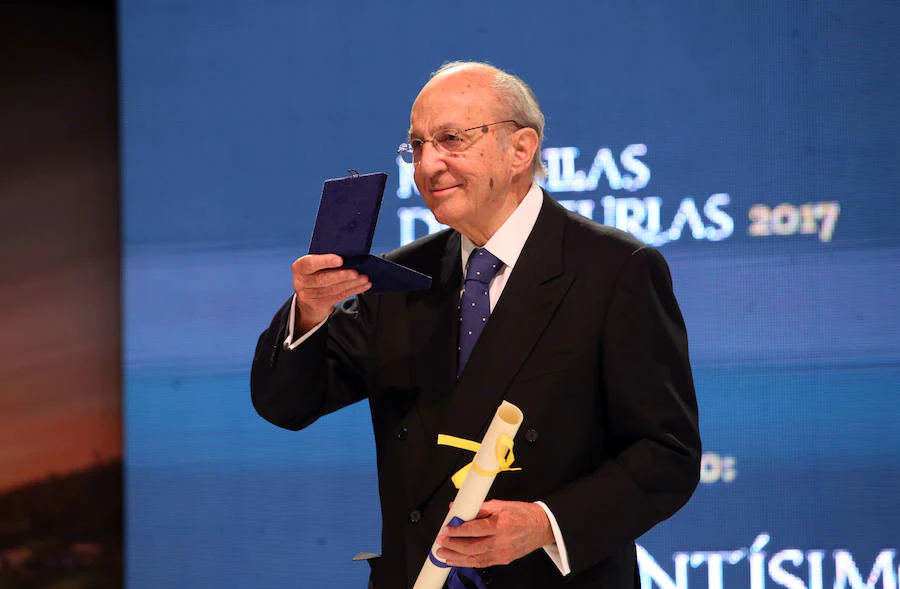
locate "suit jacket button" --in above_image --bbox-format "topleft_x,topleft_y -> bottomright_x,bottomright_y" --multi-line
525,428 -> 539,444
408,509 -> 422,524
396,426 -> 409,440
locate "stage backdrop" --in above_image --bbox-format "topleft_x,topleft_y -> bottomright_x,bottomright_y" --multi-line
120,2 -> 900,588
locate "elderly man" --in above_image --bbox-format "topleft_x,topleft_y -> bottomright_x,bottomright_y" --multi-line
251,61 -> 701,588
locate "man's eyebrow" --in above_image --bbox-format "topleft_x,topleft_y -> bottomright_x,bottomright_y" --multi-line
408,123 -> 462,139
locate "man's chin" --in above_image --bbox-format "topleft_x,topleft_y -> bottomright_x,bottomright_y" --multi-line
428,204 -> 464,231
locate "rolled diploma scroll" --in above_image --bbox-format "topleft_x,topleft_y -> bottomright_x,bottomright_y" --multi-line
412,400 -> 524,589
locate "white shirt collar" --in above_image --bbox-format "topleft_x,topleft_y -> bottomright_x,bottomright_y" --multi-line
461,182 -> 543,272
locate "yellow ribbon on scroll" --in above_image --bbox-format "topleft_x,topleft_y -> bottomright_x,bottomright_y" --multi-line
437,433 -> 522,489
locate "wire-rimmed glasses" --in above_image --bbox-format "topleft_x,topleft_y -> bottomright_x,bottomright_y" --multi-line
397,120 -> 521,165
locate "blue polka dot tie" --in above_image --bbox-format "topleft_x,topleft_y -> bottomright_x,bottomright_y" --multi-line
458,248 -> 503,376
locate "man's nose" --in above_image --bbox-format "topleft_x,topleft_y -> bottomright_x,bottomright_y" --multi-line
416,140 -> 447,172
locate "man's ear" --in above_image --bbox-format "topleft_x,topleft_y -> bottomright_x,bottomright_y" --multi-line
509,127 -> 539,175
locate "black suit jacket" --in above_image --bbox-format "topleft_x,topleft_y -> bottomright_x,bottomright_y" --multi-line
251,193 -> 701,588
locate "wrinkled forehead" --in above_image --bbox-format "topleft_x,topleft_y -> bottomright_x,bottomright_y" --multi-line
408,70 -> 500,135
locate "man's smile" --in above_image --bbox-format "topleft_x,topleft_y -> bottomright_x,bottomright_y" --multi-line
429,184 -> 461,196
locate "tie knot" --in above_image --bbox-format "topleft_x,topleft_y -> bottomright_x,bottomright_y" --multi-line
465,248 -> 502,285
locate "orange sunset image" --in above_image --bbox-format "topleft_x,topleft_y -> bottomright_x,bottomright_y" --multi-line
0,3 -> 122,586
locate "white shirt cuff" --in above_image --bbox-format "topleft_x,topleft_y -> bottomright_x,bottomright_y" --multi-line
283,294 -> 328,350
535,501 -> 572,576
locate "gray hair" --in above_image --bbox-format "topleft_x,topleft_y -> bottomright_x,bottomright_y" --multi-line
432,61 -> 547,180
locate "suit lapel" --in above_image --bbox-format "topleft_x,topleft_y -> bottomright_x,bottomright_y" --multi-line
404,231 -> 463,505
407,231 -> 461,399
409,195 -> 575,507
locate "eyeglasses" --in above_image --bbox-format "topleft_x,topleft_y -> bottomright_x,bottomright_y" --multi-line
397,120 -> 521,165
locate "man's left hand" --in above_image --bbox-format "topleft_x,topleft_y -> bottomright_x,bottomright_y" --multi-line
434,499 -> 555,568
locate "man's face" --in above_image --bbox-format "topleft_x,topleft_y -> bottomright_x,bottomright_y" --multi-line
409,70 -> 517,241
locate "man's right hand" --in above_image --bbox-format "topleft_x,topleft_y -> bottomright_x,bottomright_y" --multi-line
292,254 -> 371,334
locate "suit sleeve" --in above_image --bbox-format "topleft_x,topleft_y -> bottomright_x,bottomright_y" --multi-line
541,246 -> 701,574
250,293 -> 376,431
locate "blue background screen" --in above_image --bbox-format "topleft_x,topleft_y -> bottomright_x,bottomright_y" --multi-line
120,3 -> 900,588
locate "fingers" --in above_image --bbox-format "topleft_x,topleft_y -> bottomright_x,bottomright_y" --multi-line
434,500 -> 553,568
297,269 -> 370,300
292,255 -> 370,292
291,254 -> 372,331
437,535 -> 493,561
441,500 -> 500,538
441,517 -> 494,538
293,253 -> 344,275
435,513 -> 498,566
